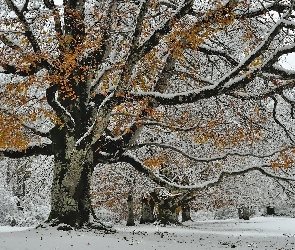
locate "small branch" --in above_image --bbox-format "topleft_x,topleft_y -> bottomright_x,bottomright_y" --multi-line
0,34 -> 22,51
198,44 -> 239,67
43,0 -> 63,37
139,120 -> 201,132
131,0 -> 194,65
271,96 -> 295,143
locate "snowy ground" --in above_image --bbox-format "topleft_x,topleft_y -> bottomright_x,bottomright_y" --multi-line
0,217 -> 294,250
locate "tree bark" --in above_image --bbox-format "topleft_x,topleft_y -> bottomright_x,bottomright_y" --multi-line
140,193 -> 156,224
47,127 -> 94,228
157,197 -> 179,225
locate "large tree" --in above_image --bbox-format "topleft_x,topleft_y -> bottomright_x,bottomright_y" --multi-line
1,0 -> 295,228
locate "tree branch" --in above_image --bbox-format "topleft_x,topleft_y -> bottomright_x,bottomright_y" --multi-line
130,0 -> 194,65
120,153 -> 295,192
43,0 -> 63,37
0,34 -> 22,51
0,144 -> 52,158
271,96 -> 295,143
198,44 -> 239,67
4,0 -> 41,53
129,142 -> 283,162
46,85 -> 76,128
22,123 -> 51,138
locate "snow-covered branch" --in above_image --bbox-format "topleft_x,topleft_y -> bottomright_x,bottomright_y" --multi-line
22,124 -> 51,138
76,91 -> 115,147
4,0 -> 41,53
271,96 -> 295,143
129,142 -> 283,163
46,86 -> 76,128
120,153 -> 295,192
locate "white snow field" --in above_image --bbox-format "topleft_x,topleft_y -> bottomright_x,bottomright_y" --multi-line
0,217 -> 294,250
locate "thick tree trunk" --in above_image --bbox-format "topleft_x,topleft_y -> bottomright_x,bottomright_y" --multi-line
157,197 -> 179,225
47,127 -> 94,228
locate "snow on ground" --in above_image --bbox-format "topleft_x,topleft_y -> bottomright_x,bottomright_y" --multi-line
0,217 -> 294,250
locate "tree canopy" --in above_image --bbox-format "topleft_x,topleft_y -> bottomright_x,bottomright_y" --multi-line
1,0 -> 295,227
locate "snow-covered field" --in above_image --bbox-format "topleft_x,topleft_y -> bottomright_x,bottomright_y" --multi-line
0,217 -> 294,250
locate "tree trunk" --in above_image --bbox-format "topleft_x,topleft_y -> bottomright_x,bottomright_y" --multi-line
140,193 -> 155,224
182,203 -> 192,222
266,206 -> 275,215
126,193 -> 135,226
47,127 -> 94,228
238,206 -> 250,220
157,197 -> 179,225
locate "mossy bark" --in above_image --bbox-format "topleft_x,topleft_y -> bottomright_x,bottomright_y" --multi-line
47,126 -> 94,228
157,197 -> 179,225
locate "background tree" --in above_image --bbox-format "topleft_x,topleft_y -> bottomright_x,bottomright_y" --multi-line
1,0 -> 295,228
0,156 -> 52,226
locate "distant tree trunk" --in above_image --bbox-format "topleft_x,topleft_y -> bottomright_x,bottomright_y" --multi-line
47,127 -> 94,228
266,206 -> 275,215
157,196 -> 179,225
182,203 -> 192,222
126,193 -> 135,226
238,206 -> 250,220
140,193 -> 155,224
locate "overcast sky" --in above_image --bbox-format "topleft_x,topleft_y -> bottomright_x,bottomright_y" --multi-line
280,53 -> 295,70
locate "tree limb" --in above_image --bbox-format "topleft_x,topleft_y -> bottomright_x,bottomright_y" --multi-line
1,144 -> 53,158
4,0 -> 41,53
120,154 -> 295,192
129,142 -> 283,162
46,85 -> 76,128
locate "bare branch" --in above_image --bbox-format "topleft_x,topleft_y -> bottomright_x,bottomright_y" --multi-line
22,124 -> 51,138
198,44 -> 239,67
130,0 -> 194,65
130,0 -> 151,51
43,0 -> 63,37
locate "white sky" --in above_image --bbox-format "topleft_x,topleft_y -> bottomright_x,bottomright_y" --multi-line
54,0 -> 62,5
280,53 -> 295,70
